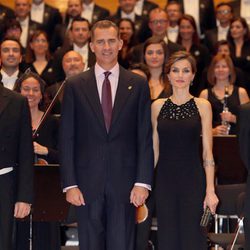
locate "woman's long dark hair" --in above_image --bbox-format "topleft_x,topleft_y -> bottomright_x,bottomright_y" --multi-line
177,14 -> 200,46
143,36 -> 171,95
25,30 -> 51,63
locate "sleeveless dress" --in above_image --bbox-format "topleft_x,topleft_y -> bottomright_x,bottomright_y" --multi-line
207,86 -> 240,134
155,98 -> 206,250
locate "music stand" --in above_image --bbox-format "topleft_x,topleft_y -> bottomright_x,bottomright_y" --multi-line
33,164 -> 69,222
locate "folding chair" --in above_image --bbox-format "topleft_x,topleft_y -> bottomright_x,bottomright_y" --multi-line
207,184 -> 246,250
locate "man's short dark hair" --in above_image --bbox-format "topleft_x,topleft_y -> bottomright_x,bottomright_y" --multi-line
70,16 -> 90,31
0,38 -> 22,52
90,20 -> 119,41
216,2 -> 233,14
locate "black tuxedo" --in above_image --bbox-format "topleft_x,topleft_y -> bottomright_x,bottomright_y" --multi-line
31,3 -> 62,39
0,85 -> 33,250
239,102 -> 250,248
53,43 -> 96,81
140,0 -> 158,17
229,0 -> 241,17
110,11 -> 150,43
0,71 -> 23,90
16,17 -> 41,50
59,66 -> 154,250
204,28 -> 218,53
0,4 -> 15,41
90,4 -> 110,24
169,0 -> 216,36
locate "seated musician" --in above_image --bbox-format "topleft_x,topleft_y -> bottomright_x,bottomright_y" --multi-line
199,54 -> 249,135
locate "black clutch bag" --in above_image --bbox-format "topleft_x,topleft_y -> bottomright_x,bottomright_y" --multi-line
200,207 -> 213,227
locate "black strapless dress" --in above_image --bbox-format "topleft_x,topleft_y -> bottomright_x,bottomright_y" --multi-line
155,98 -> 207,250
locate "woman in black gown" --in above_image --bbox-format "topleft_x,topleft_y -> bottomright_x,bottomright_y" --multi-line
151,51 -> 218,250
14,71 -> 60,250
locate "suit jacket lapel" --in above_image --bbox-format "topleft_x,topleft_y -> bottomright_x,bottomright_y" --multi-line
82,68 -> 106,131
110,67 -> 133,130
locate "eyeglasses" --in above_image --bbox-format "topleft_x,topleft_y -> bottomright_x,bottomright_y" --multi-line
217,9 -> 231,15
150,19 -> 168,25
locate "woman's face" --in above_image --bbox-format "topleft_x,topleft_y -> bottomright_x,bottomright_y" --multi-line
30,33 -> 48,55
179,19 -> 195,41
230,20 -> 246,40
214,59 -> 230,82
119,20 -> 133,42
144,43 -> 165,69
21,77 -> 42,109
168,59 -> 194,89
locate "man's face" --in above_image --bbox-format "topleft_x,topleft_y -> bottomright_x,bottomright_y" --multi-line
216,5 -> 233,26
62,51 -> 85,77
149,11 -> 169,37
90,27 -> 123,70
0,40 -> 22,69
166,4 -> 182,24
67,0 -> 82,17
119,0 -> 136,14
71,21 -> 90,47
15,0 -> 30,19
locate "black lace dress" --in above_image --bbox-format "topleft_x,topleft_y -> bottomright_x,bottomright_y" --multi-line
155,98 -> 207,250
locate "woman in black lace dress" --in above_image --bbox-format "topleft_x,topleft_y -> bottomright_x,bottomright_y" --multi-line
151,51 -> 218,250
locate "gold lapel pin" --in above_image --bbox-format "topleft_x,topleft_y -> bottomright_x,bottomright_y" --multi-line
128,86 -> 132,90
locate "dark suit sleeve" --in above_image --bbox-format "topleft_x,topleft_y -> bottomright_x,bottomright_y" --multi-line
238,104 -> 250,171
59,82 -> 77,188
17,98 -> 34,203
136,78 -> 154,185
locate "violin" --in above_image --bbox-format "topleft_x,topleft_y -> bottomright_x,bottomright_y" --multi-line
32,79 -> 67,166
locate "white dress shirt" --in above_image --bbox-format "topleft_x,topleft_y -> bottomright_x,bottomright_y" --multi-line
19,17 -> 29,48
1,69 -> 19,90
73,43 -> 89,71
167,25 -> 179,43
218,25 -> 229,41
81,2 -> 94,23
241,0 -> 250,26
121,11 -> 136,22
134,0 -> 144,16
31,2 -> 44,24
183,0 -> 201,36
163,35 -> 169,44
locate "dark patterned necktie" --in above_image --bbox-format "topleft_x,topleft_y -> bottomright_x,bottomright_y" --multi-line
102,71 -> 112,131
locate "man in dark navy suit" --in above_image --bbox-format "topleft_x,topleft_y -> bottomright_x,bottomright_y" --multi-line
60,20 -> 154,250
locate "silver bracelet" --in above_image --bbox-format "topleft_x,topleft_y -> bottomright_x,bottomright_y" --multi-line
203,159 -> 215,167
